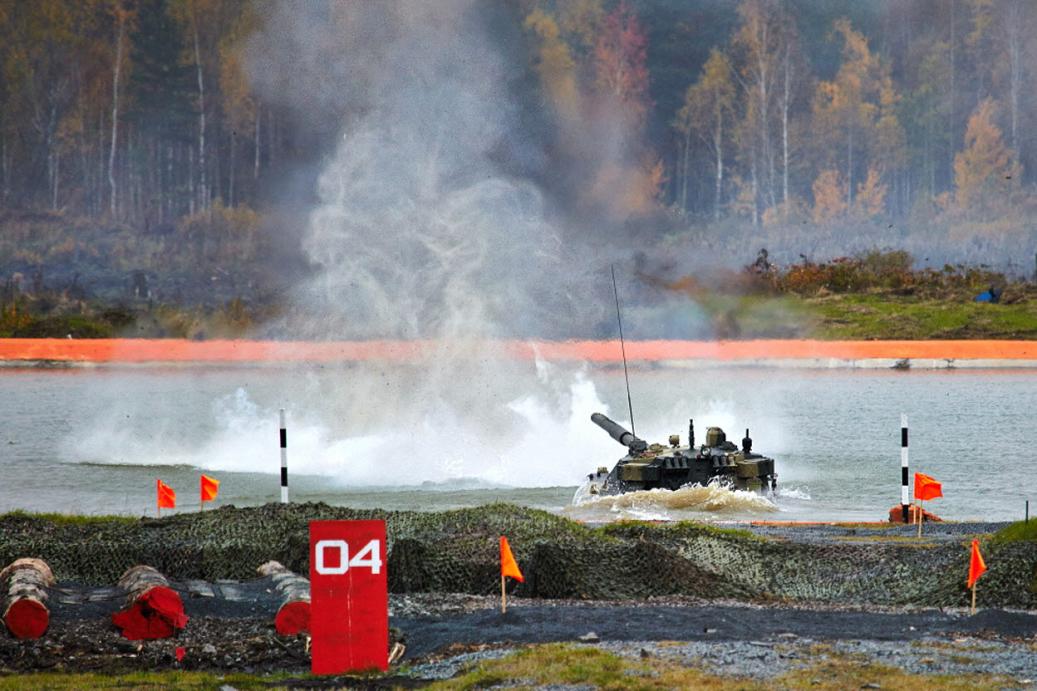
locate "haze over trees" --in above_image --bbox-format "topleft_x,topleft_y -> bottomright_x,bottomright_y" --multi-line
1,0 -> 1035,307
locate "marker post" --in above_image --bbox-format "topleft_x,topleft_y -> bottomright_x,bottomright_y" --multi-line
901,414 -> 909,524
280,409 -> 288,503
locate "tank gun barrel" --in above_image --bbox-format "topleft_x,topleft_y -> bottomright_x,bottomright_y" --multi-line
591,412 -> 648,452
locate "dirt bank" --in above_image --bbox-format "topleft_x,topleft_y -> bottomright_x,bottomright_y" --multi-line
2,337 -> 1037,365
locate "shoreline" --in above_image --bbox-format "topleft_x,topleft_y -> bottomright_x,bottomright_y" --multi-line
2,338 -> 1037,368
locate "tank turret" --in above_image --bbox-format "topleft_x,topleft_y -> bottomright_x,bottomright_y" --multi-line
586,412 -> 777,496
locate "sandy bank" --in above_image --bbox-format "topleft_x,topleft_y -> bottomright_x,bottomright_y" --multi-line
2,338 -> 1037,367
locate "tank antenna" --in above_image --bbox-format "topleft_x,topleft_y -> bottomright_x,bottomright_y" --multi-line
611,264 -> 636,437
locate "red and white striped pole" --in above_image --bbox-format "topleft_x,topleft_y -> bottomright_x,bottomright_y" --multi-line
280,408 -> 289,503
900,414 -> 909,523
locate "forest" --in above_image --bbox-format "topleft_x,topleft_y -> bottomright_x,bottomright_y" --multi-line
0,0 -> 1035,322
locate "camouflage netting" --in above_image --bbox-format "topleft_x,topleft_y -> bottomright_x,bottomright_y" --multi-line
1,504 -> 1035,609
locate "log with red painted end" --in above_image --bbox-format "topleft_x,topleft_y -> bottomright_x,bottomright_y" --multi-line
1,558 -> 55,639
258,561 -> 310,636
111,565 -> 188,640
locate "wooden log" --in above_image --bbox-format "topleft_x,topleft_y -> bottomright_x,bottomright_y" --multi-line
111,565 -> 188,640
258,560 -> 310,636
886,504 -> 942,523
1,558 -> 55,639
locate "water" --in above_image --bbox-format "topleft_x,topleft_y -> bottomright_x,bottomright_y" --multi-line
1,363 -> 1034,522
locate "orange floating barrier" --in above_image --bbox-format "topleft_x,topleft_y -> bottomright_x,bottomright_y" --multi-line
1,338 -> 1036,364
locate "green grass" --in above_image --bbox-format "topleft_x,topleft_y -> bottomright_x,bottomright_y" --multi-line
807,293 -> 1037,340
601,519 -> 762,543
0,509 -> 138,526
430,642 -> 1022,690
691,290 -> 1037,340
991,520 -> 1037,544
695,293 -> 817,338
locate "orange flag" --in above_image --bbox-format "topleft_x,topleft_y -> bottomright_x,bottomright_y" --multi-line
967,539 -> 987,588
200,474 -> 220,502
157,479 -> 176,509
500,536 -> 524,583
914,473 -> 943,501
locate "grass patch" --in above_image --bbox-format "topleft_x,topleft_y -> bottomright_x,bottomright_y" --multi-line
0,671 -> 291,690
600,519 -> 762,543
671,288 -> 1037,340
807,293 -> 1037,340
430,643 -> 728,690
991,520 -> 1037,544
835,535 -> 938,546
0,509 -> 138,527
432,643 -> 1022,690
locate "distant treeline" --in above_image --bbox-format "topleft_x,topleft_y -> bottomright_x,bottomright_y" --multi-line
0,0 -> 1035,292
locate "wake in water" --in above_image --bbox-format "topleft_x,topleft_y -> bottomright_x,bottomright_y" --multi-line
63,364 -> 625,489
567,481 -> 779,522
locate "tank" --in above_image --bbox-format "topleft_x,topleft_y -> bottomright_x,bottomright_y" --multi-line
585,412 -> 777,495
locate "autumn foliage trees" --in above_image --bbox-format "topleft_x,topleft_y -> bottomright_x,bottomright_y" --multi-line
524,0 -> 660,221
644,0 -> 1035,234
954,99 -> 1021,218
0,0 -> 269,228
0,0 -> 1036,265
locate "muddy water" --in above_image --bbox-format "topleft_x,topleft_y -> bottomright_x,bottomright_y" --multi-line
1,364 -> 1034,521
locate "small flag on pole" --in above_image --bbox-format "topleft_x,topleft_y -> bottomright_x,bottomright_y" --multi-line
157,479 -> 176,514
499,536 -> 523,614
914,473 -> 943,501
968,539 -> 987,588
968,539 -> 987,615
913,472 -> 943,536
200,474 -> 220,503
500,536 -> 524,582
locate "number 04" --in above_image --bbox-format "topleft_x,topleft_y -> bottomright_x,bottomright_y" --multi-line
314,539 -> 383,575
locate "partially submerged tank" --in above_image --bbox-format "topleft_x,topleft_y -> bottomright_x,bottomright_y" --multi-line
586,412 -> 777,496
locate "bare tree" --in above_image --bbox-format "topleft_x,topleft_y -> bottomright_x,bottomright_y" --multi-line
109,6 -> 126,217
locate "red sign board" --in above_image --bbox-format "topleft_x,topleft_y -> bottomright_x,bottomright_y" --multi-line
309,520 -> 388,674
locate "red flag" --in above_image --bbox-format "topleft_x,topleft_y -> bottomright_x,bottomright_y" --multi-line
967,539 -> 987,588
500,536 -> 524,583
157,479 -> 176,509
914,473 -> 943,501
200,474 -> 220,502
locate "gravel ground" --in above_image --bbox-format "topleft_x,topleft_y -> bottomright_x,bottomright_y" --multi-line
393,598 -> 1037,658
396,594 -> 1037,685
600,637 -> 1037,685
405,635 -> 1037,686
741,521 -> 1014,544
4,589 -> 1037,685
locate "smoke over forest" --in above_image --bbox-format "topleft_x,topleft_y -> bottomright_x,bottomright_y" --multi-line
1,0 -> 1036,338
